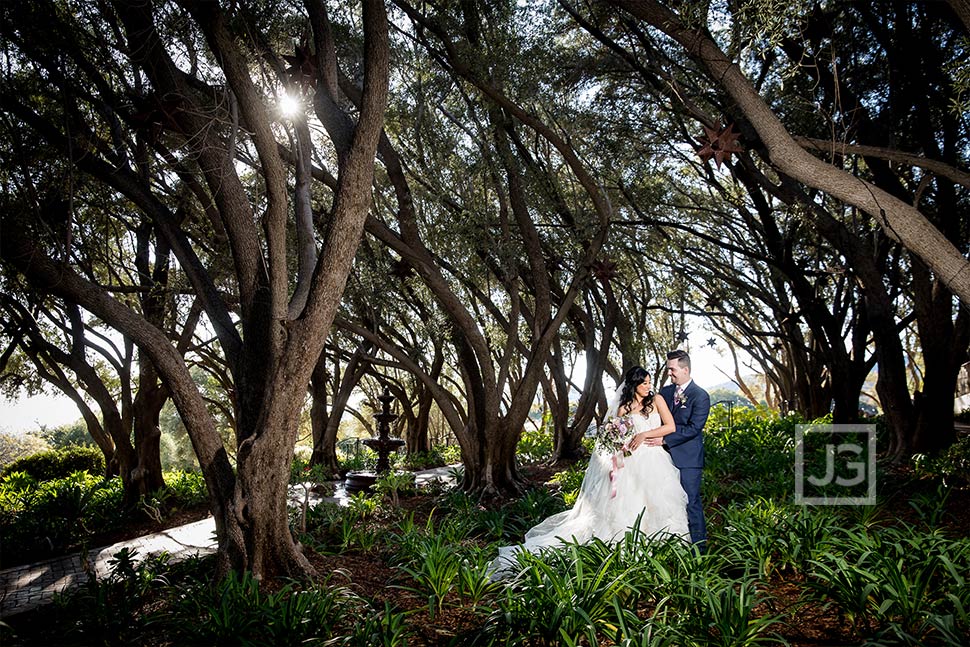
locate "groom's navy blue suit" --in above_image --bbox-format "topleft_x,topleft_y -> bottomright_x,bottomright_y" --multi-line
659,381 -> 710,548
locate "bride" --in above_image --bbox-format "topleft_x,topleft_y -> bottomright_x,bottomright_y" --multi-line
491,366 -> 690,575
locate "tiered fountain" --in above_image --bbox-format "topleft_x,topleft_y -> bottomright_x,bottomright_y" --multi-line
344,387 -> 406,494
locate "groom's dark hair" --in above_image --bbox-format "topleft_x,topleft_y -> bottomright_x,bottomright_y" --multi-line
667,349 -> 691,370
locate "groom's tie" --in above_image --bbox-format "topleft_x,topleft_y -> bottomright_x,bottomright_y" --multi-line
675,384 -> 685,404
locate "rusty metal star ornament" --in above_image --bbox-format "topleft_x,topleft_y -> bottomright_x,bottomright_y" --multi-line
590,259 -> 618,283
696,123 -> 744,168
391,258 -> 413,281
282,38 -> 317,92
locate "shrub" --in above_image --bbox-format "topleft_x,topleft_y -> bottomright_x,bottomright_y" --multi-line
920,435 -> 970,489
163,470 -> 208,508
374,470 -> 416,506
438,443 -> 462,465
549,461 -> 587,504
0,470 -> 111,564
2,445 -> 105,481
399,448 -> 446,470
337,443 -> 378,473
516,428 -> 553,463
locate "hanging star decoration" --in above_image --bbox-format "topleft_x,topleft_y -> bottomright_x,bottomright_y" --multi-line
391,258 -> 413,281
590,259 -> 618,284
706,337 -> 717,348
129,95 -> 184,140
675,330 -> 689,343
696,123 -> 744,168
282,37 -> 317,92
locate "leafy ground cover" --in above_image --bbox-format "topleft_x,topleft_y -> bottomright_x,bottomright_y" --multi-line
0,468 -> 210,569
2,411 -> 969,646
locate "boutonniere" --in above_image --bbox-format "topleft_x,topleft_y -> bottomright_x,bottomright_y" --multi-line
674,393 -> 688,407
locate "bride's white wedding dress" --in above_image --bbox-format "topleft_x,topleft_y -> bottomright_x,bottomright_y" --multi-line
491,411 -> 689,575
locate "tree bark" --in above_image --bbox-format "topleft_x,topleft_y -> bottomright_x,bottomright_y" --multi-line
910,259 -> 970,456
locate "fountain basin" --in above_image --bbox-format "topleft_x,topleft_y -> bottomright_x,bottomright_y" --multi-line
344,470 -> 379,494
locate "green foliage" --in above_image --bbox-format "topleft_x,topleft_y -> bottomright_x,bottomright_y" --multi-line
0,468 -> 206,568
438,443 -> 462,465
297,492 -> 385,553
290,456 -> 336,485
713,497 -> 841,579
168,568 -> 411,646
477,535 -> 651,646
54,547 -> 173,645
660,573 -> 786,647
294,501 -> 349,554
704,407 -> 805,501
549,461 -> 586,504
804,524 -> 970,642
163,470 -> 208,507
913,434 -> 970,489
27,546 -> 412,647
337,442 -> 378,473
516,428 -> 553,463
346,491 -> 381,519
373,470 -> 416,506
399,448 -> 447,470
334,601 -> 410,647
2,445 -> 105,481
444,486 -> 567,542
176,571 -> 347,645
0,470 -> 114,563
36,420 -> 93,449
393,532 -> 463,618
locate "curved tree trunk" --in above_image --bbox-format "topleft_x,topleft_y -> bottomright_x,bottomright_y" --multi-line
545,340 -> 576,463
911,261 -> 970,455
131,352 -> 167,503
308,356 -> 339,476
309,345 -> 370,478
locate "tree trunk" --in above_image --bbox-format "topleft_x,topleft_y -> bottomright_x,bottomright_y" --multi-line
130,351 -> 167,504
458,417 -> 523,496
911,261 -> 970,455
545,341 -> 576,463
308,354 -> 339,476
407,384 -> 434,454
555,283 -> 617,464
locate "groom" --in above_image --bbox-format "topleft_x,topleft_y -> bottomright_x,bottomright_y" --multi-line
649,350 -> 710,552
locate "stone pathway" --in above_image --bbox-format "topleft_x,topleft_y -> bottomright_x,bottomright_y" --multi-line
0,466 -> 457,618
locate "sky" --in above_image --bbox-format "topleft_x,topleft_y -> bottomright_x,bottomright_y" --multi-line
2,393 -> 83,435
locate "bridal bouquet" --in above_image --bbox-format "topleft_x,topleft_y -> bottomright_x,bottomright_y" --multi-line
593,415 -> 635,499
594,414 -> 634,457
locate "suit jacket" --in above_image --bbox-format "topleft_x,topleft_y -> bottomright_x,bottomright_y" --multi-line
659,381 -> 710,468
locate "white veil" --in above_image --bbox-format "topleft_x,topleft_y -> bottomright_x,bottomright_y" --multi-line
605,383 -> 624,420
586,383 -> 625,439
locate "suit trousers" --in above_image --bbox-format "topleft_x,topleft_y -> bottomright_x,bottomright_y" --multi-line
678,467 -> 707,550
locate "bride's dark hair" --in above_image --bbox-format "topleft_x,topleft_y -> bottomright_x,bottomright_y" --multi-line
619,365 -> 655,415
